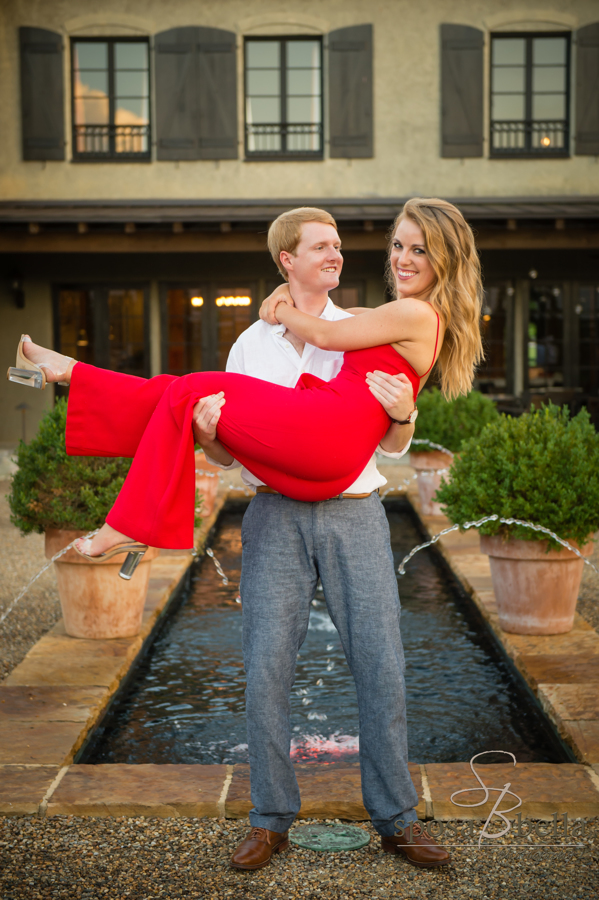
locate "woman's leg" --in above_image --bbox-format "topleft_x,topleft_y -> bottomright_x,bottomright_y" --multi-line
66,362 -> 177,458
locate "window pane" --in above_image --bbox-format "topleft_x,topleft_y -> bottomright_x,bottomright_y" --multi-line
215,288 -> 253,370
492,94 -> 525,120
247,41 -> 280,68
108,289 -> 145,376
115,98 -> 149,122
576,286 -> 599,395
247,97 -> 280,123
287,97 -> 318,123
115,42 -> 148,69
115,70 -> 148,97
532,94 -> 565,119
528,284 -> 564,388
59,290 -> 95,365
493,38 -> 525,65
74,70 -> 108,96
166,288 -> 203,376
74,42 -> 108,70
492,66 -> 525,92
247,69 -> 280,95
476,284 -> 511,391
287,69 -> 319,95
287,41 -> 320,67
533,37 -> 567,66
74,97 -> 110,125
532,65 -> 565,93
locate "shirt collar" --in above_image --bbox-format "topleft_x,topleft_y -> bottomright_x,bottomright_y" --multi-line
270,297 -> 336,336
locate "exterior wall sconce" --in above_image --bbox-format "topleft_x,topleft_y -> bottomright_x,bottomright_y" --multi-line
124,222 -> 136,234
172,222 -> 184,234
28,223 -> 40,235
528,269 -> 538,279
220,222 -> 232,233
77,222 -> 88,234
190,296 -> 204,307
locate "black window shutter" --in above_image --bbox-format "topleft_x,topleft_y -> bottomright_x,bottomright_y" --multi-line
20,27 -> 64,161
440,24 -> 483,158
197,27 -> 238,160
576,22 -> 599,155
155,27 -> 200,160
328,25 -> 373,158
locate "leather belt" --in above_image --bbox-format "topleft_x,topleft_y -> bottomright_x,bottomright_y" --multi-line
255,486 -> 376,499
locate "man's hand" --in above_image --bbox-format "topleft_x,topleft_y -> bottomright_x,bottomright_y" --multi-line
366,370 -> 415,421
259,284 -> 295,325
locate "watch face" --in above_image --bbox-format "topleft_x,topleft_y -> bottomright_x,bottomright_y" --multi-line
409,408 -> 419,423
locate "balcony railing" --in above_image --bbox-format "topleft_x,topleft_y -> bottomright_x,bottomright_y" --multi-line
246,123 -> 323,157
73,124 -> 151,160
490,120 -> 569,157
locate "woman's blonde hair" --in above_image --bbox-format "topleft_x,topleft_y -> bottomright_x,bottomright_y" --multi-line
387,197 -> 484,399
268,207 -> 338,280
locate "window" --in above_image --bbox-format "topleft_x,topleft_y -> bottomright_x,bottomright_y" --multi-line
162,285 -> 255,373
71,39 -> 150,160
576,286 -> 599,397
245,38 -> 322,158
476,283 -> 513,394
527,283 -> 564,389
490,33 -> 570,157
56,286 -> 148,377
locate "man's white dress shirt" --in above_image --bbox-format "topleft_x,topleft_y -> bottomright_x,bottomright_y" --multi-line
204,299 -> 412,492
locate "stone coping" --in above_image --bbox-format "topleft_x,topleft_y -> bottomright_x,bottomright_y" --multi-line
411,497 -> 599,768
2,761 -> 598,820
2,478 -> 599,821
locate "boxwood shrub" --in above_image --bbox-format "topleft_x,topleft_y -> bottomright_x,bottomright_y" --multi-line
435,403 -> 599,547
414,388 -> 499,454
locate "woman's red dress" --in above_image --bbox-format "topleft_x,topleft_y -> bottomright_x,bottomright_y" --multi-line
66,345 -> 423,548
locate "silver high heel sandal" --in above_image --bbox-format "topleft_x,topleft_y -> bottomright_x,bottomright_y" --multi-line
74,539 -> 150,581
7,335 -> 73,389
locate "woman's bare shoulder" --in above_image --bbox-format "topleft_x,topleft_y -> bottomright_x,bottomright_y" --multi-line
385,298 -> 439,323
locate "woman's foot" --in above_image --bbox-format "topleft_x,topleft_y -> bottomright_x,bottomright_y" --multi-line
75,523 -> 136,558
21,336 -> 75,384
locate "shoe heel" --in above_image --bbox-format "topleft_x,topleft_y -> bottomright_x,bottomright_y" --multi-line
119,550 -> 146,580
7,367 -> 44,389
274,839 -> 289,854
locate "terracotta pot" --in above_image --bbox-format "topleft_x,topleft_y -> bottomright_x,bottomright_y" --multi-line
194,451 -> 221,518
409,450 -> 453,516
45,530 -> 160,640
480,533 -> 594,635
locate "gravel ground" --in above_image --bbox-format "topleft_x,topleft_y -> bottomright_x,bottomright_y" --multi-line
0,479 -> 61,681
0,816 -> 597,900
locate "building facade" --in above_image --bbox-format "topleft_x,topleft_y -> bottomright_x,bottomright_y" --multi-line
1,0 -> 599,445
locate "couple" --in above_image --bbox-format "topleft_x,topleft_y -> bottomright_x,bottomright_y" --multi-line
11,198 -> 483,870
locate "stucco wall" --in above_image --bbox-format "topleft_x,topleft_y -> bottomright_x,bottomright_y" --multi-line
1,0 -> 598,203
0,282 -> 55,448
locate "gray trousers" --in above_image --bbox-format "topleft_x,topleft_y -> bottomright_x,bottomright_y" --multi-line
240,492 -> 418,836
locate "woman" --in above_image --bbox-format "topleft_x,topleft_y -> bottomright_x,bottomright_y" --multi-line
8,198 -> 483,567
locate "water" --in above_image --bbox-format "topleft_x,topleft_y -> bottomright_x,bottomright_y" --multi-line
86,501 -> 569,766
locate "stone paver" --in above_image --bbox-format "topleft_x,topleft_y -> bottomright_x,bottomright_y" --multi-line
47,764 -> 229,817
0,765 -> 60,815
425,762 -> 599,819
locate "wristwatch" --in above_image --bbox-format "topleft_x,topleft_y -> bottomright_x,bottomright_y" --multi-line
390,407 -> 418,426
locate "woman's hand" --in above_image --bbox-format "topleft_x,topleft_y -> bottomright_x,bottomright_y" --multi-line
366,371 -> 415,421
192,392 -> 226,446
259,283 -> 295,325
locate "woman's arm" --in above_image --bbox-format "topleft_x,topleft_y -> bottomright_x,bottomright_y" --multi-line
274,297 -> 434,352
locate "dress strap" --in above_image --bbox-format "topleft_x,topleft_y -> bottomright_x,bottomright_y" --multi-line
419,310 -> 440,377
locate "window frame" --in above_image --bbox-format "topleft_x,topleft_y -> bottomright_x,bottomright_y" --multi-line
489,31 -> 571,160
70,36 -> 152,162
244,35 -> 324,161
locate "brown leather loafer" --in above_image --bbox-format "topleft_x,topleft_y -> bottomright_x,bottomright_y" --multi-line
381,825 -> 451,868
230,827 -> 289,870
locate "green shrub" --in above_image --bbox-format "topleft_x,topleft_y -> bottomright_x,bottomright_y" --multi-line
414,388 -> 499,454
435,403 -> 599,547
9,398 -> 132,534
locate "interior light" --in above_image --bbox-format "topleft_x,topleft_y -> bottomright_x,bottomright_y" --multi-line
483,314 -> 491,322
541,136 -> 551,147
215,295 -> 252,307
76,328 -> 89,347
190,296 -> 204,307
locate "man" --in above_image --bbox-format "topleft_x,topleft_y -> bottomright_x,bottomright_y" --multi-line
192,208 -> 449,870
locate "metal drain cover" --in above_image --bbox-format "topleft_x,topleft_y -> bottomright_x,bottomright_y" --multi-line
289,824 -> 370,852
